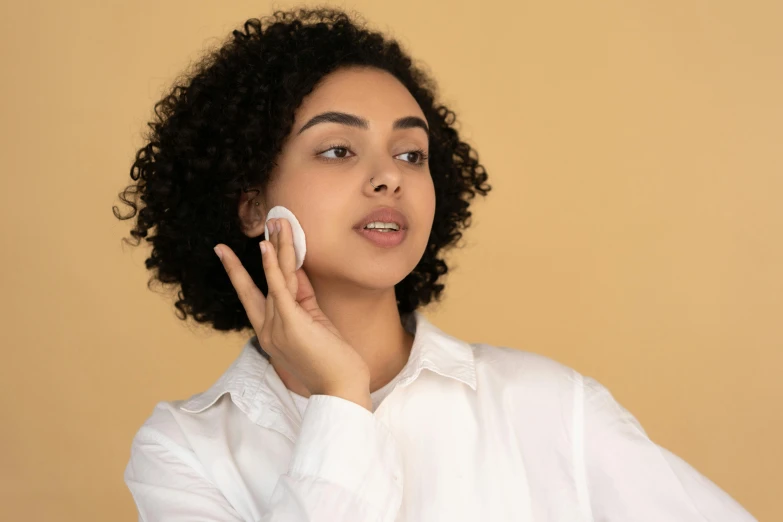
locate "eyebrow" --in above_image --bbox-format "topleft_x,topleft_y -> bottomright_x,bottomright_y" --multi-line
296,111 -> 429,136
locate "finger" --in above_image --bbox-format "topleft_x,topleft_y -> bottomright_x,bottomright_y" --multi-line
294,268 -> 320,314
215,244 -> 266,330
263,244 -> 276,330
269,219 -> 296,299
277,218 -> 298,297
270,219 -> 281,262
261,239 -> 296,319
266,221 -> 282,324
259,239 -> 280,360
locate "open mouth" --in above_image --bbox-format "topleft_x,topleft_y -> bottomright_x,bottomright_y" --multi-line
363,221 -> 401,232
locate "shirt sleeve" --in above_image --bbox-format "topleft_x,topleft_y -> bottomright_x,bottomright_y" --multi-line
579,375 -> 757,522
125,395 -> 403,522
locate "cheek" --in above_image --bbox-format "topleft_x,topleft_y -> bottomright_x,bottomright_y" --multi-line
292,193 -> 349,257
299,192 -> 347,232
276,176 -> 343,227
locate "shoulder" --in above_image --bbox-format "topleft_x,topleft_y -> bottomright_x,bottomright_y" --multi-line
128,376 -> 241,460
469,342 -> 584,405
129,341 -> 271,444
471,342 -> 581,384
128,399 -> 199,451
125,393 -> 243,478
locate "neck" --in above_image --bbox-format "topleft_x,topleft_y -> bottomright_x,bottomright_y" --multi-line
270,279 -> 415,398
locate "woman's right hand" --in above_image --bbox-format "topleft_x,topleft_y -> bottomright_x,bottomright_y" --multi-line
214,217 -> 372,410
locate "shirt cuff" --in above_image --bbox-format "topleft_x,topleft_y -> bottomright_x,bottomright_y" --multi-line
289,394 -> 403,509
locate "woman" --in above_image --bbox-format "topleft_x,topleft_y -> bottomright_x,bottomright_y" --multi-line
115,8 -> 756,521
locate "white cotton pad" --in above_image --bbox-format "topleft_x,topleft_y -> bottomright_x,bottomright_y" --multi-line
263,205 -> 307,270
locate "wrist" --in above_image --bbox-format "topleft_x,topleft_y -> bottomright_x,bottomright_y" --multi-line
323,384 -> 372,411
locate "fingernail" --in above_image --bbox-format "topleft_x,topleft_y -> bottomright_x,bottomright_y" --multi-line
260,241 -> 268,254
213,246 -> 223,260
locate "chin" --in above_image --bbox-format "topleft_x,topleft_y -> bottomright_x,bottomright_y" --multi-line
337,262 -> 418,293
307,240 -> 425,287
334,257 -> 408,287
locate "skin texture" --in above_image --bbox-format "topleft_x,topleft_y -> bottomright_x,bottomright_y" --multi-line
227,66 -> 437,404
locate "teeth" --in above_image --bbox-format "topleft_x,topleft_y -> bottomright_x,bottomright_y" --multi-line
364,221 -> 400,231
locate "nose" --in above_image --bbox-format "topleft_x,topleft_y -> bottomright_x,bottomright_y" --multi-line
364,157 -> 403,196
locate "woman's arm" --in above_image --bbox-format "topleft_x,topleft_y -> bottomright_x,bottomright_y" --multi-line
125,396 -> 403,522
579,374 -> 757,521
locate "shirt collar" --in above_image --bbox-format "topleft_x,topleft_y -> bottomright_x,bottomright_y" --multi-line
179,311 -> 477,430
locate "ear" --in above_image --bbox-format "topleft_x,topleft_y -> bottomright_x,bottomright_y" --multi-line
237,188 -> 268,238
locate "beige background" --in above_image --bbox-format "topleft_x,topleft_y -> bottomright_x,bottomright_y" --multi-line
1,1 -> 780,520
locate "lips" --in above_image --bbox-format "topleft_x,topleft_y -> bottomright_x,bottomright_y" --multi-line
354,207 -> 409,231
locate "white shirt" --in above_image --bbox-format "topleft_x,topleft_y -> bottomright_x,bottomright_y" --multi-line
125,311 -> 756,521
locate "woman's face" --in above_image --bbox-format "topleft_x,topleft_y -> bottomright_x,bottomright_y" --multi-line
257,66 -> 436,292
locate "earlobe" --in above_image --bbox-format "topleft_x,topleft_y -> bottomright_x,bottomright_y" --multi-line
237,192 -> 268,237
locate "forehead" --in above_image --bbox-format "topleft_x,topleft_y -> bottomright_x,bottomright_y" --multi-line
294,67 -> 424,122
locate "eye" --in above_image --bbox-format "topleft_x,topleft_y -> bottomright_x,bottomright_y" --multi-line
394,149 -> 429,165
318,146 -> 355,160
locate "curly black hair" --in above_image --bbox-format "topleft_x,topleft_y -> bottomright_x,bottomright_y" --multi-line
113,7 -> 491,333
